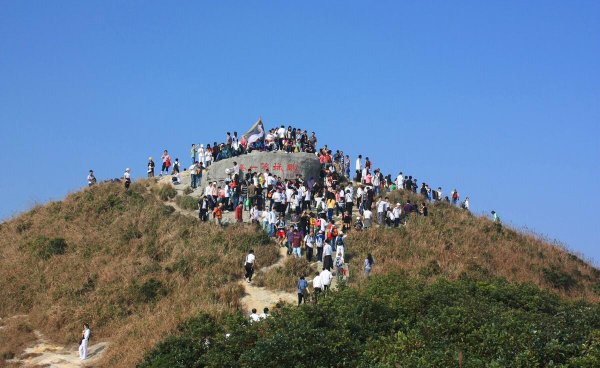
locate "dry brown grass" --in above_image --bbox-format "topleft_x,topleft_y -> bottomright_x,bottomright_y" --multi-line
0,180 -> 278,367
0,315 -> 36,366
1,181 -> 598,366
253,257 -> 315,293
346,190 -> 600,302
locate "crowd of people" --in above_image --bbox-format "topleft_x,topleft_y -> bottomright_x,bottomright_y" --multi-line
83,123 -> 503,318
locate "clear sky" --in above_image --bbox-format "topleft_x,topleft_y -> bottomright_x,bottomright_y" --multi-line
1,1 -> 598,264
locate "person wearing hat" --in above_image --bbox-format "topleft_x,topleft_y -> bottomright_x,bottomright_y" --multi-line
123,168 -> 131,190
354,216 -> 364,231
147,157 -> 155,178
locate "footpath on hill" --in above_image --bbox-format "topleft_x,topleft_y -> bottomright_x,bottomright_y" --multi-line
165,195 -> 300,313
5,315 -> 107,368
162,172 -> 346,313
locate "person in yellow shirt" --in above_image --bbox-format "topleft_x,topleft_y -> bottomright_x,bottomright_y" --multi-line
326,196 -> 336,222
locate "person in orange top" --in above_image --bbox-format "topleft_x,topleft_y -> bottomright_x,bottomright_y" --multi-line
213,203 -> 223,225
235,202 -> 243,223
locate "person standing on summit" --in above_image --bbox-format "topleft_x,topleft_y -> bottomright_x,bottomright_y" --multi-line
87,170 -> 96,187
190,144 -> 197,164
355,155 -> 362,182
161,150 -> 171,176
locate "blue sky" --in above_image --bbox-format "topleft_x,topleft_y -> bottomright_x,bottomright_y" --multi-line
1,1 -> 598,264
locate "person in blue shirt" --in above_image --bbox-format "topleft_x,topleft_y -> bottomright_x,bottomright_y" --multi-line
297,276 -> 309,305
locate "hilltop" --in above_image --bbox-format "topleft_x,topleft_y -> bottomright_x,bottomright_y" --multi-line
0,171 -> 598,366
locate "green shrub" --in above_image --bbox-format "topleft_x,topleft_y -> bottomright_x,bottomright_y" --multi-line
183,187 -> 194,195
543,267 -> 578,290
141,275 -> 600,367
138,314 -> 220,368
15,220 -> 31,234
155,185 -> 177,201
175,195 -> 198,211
132,278 -> 168,303
419,260 -> 441,278
28,236 -> 67,260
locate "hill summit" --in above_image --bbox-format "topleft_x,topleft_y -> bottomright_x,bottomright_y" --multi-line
1,134 -> 599,366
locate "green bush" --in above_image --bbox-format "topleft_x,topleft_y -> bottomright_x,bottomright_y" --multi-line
28,236 -> 67,260
132,278 -> 168,303
175,195 -> 198,211
155,185 -> 177,201
140,275 -> 600,367
543,267 -> 578,290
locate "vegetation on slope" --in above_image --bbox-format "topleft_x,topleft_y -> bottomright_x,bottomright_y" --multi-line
0,180 -> 278,367
344,190 -> 600,301
140,274 -> 600,367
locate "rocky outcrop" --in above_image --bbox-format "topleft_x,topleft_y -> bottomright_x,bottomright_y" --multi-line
204,151 -> 321,188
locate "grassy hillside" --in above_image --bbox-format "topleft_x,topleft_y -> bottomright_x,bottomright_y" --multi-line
1,181 -> 598,366
343,190 -> 600,301
0,180 -> 278,367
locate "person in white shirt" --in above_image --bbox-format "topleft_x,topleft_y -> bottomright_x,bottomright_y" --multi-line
87,170 -> 96,187
304,232 -> 315,262
311,272 -> 322,302
261,210 -> 269,232
250,308 -> 260,322
363,208 -> 373,228
197,144 -> 206,166
79,323 -> 91,360
376,197 -> 389,224
335,242 -> 345,263
250,205 -> 260,224
323,241 -> 333,271
245,250 -> 256,282
355,155 -> 362,173
386,208 -> 395,227
123,168 -> 131,190
304,188 -> 312,210
392,203 -> 402,227
320,268 -> 333,292
272,189 -> 283,215
396,172 -> 403,188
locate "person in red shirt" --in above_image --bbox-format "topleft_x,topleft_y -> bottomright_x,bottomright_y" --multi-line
291,229 -> 302,257
235,202 -> 243,223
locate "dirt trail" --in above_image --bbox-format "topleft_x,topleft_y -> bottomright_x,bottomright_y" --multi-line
239,247 -> 297,313
10,330 -> 108,368
164,196 -> 297,312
